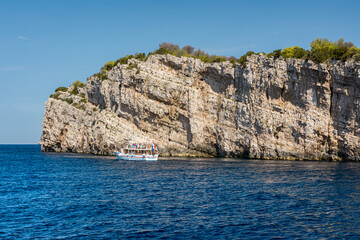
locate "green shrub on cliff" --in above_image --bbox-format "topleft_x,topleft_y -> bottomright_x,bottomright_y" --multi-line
66,98 -> 73,104
115,55 -> 134,65
72,102 -> 79,108
94,55 -> 137,80
50,92 -> 61,99
101,61 -> 116,72
197,54 -> 227,63
55,87 -> 68,92
126,62 -> 139,70
193,49 -> 207,58
308,38 -> 359,63
308,38 -> 333,63
73,80 -> 85,88
70,81 -> 85,95
125,62 -> 141,74
94,72 -> 107,81
154,43 -> 230,63
281,46 -> 307,59
182,45 -> 195,55
340,46 -> 360,61
156,42 -> 180,55
267,49 -> 282,59
237,51 -> 255,67
155,47 -> 172,55
134,52 -> 147,61
72,102 -> 86,111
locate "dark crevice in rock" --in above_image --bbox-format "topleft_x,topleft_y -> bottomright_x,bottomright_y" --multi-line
178,113 -> 193,146
160,59 -> 183,71
200,67 -> 233,93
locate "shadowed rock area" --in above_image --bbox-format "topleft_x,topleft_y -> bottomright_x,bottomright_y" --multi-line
40,54 -> 360,160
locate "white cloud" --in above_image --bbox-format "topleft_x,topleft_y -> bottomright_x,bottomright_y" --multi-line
17,36 -> 29,40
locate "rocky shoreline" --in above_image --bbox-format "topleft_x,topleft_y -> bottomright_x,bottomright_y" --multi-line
40,54 -> 360,161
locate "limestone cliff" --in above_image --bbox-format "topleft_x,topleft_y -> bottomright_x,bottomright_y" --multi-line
40,54 -> 360,160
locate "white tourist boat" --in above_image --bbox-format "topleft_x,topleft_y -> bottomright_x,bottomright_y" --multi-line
114,143 -> 158,161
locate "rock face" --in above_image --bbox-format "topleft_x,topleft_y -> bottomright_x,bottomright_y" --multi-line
40,54 -> 360,160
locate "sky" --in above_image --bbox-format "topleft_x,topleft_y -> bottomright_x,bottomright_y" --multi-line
1,0 -> 360,144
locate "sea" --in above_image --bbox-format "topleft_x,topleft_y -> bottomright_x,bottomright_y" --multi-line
1,144 -> 360,239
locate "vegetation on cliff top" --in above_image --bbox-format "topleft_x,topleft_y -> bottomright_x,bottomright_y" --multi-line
70,80 -> 86,95
55,87 -> 68,92
50,80 -> 87,111
51,80 -> 85,97
92,38 -> 360,78
49,38 -> 360,109
233,38 -> 360,66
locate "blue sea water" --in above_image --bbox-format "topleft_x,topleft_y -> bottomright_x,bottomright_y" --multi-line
1,145 -> 360,239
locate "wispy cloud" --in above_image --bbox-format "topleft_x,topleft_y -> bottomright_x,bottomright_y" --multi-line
0,66 -> 29,72
17,36 -> 29,40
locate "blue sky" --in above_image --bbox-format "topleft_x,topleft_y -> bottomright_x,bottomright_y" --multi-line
1,0 -> 359,144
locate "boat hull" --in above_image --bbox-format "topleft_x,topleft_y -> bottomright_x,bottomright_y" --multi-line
114,151 -> 158,161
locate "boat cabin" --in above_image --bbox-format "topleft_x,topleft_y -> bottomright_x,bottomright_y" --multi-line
123,143 -> 158,156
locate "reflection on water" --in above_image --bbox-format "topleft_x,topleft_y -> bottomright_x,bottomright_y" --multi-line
0,145 -> 360,239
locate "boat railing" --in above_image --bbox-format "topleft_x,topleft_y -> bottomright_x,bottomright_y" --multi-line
125,147 -> 155,150
125,146 -> 157,150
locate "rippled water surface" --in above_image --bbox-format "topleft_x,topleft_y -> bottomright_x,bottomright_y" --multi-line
1,145 -> 360,239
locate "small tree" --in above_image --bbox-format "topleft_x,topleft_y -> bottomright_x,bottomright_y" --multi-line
193,49 -> 207,57
271,49 -> 282,59
134,52 -> 146,61
55,87 -> 68,92
281,46 -> 306,59
309,38 -> 333,63
159,42 -> 180,52
101,61 -> 116,72
73,80 -> 86,88
154,48 -> 171,55
182,45 -> 195,55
